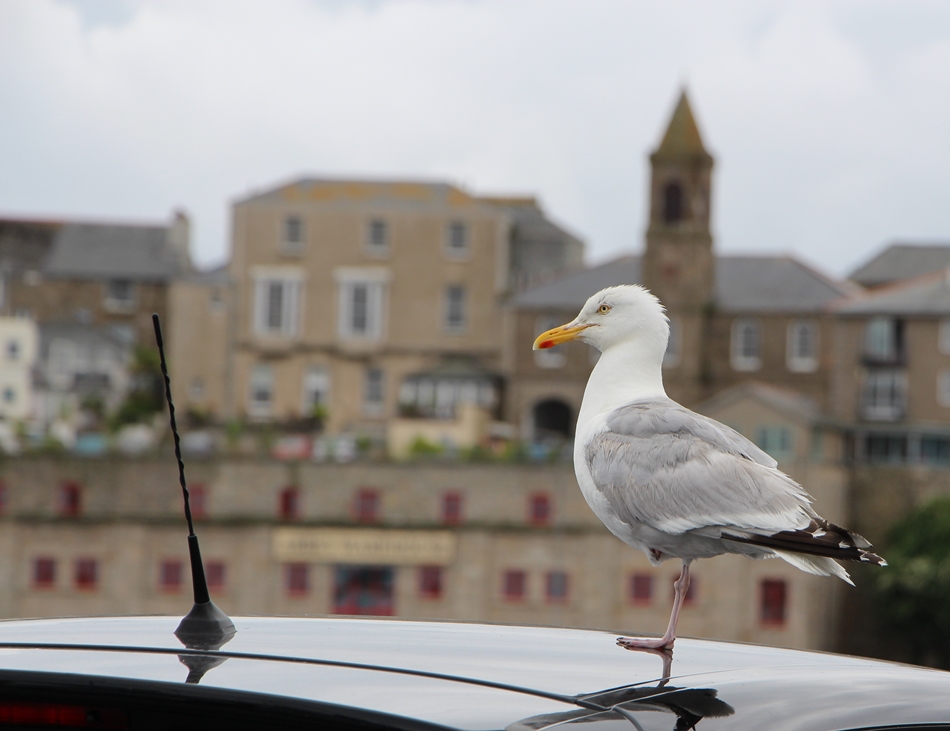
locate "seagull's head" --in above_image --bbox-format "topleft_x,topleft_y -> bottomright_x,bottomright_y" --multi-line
532,285 -> 670,355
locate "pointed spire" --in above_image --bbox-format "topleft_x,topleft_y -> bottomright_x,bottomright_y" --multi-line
652,89 -> 711,162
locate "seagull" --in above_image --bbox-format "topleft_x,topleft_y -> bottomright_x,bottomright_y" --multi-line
533,285 -> 885,650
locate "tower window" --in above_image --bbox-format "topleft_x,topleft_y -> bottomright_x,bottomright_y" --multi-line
663,182 -> 684,224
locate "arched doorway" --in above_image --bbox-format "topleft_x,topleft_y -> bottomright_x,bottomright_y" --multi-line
532,399 -> 573,442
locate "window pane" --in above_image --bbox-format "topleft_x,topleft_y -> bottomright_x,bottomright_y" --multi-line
447,222 -> 468,253
33,558 -> 56,588
333,566 -> 394,615
546,571 -> 569,601
286,563 -> 308,596
419,566 -> 443,599
160,560 -> 183,591
442,492 -> 463,525
365,368 -> 384,411
351,285 -> 368,333
267,282 -> 284,330
503,570 -> 526,600
75,558 -> 98,590
630,574 -> 653,604
528,494 -> 551,525
760,579 -> 787,625
368,220 -> 388,251
285,216 -> 303,245
445,285 -> 466,331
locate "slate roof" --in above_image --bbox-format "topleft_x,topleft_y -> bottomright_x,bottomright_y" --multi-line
849,242 -> 950,288
837,269 -> 950,316
237,178 -> 492,213
44,223 -> 178,281
510,254 -> 849,313
510,255 -> 641,310
714,255 -> 850,312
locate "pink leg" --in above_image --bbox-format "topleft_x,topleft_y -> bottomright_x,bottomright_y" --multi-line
618,560 -> 691,651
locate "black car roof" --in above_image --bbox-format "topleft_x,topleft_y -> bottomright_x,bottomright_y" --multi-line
0,616 -> 949,731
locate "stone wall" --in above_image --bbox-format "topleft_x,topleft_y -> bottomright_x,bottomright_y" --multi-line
0,456 -> 844,650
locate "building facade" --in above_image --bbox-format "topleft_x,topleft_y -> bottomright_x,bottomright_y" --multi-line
503,92 -> 850,443
0,455 -> 845,651
224,180 -> 581,440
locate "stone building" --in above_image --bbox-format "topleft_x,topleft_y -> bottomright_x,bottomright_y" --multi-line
503,92 -> 851,443
0,212 -> 189,346
222,180 -> 581,436
0,452 -> 847,651
833,268 -> 950,464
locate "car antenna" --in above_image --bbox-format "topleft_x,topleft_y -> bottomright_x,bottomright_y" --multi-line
152,314 -> 235,657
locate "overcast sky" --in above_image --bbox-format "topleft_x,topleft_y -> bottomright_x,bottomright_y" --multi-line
1,1 -> 948,276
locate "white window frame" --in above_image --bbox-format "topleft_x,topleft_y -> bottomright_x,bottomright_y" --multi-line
731,318 -> 761,371
248,363 -> 274,418
364,366 -> 385,416
534,315 -> 567,369
334,267 -> 390,342
445,220 -> 471,259
864,317 -> 896,361
252,266 -> 304,339
444,284 -> 467,334
302,365 -> 331,413
786,320 -> 819,373
365,218 -> 390,258
664,316 -> 681,369
862,368 -> 908,421
939,369 -> 950,408
940,319 -> 950,355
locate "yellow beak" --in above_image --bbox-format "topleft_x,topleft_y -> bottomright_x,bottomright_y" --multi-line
532,322 -> 592,350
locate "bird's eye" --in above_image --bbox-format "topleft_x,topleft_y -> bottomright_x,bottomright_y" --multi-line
598,304 -> 611,314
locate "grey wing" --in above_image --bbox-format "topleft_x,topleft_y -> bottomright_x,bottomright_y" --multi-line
587,399 -> 815,535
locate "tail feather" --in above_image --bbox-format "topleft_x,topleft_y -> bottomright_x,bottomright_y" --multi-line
770,549 -> 854,585
722,517 -> 887,571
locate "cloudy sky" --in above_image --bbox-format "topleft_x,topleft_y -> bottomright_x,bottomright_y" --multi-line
1,1 -> 948,276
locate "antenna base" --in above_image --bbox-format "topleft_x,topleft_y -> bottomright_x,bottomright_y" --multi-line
175,600 -> 236,651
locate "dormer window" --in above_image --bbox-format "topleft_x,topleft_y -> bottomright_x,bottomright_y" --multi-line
663,182 -> 684,224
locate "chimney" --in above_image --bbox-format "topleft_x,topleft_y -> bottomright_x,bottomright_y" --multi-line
169,209 -> 192,273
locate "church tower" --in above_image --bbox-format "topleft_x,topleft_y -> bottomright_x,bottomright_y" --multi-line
643,89 -> 715,406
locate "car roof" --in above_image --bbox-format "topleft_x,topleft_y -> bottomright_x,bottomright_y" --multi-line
1,615 -> 949,731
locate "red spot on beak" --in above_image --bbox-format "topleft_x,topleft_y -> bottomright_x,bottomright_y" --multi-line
537,340 -> 555,349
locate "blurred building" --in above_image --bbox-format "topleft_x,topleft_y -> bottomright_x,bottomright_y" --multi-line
217,180 -> 581,442
0,212 -> 189,346
0,317 -> 38,421
0,454 -> 845,652
503,92 -> 851,443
